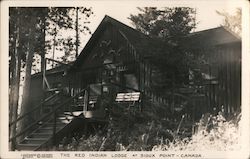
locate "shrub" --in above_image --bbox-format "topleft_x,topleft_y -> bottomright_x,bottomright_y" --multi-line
56,110 -> 241,151
152,112 -> 241,151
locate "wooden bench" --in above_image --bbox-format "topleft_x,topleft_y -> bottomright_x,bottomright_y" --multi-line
115,92 -> 140,102
115,92 -> 141,112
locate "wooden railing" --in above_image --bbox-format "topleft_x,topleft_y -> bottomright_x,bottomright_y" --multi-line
9,92 -> 62,143
9,89 -> 87,149
9,93 -> 59,127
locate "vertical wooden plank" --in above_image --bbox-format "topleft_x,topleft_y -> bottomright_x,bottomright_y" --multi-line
231,47 -> 235,113
225,46 -> 229,115
149,64 -> 152,88
228,47 -> 233,114
207,48 -> 212,112
227,47 -> 231,114
143,61 -> 146,91
221,47 -> 227,114
138,61 -> 141,92
233,46 -> 238,112
219,47 -> 224,110
126,42 -> 129,62
218,47 -> 222,109
234,46 -> 239,112
229,47 -> 234,114
236,45 -> 241,112
233,48 -> 238,112
146,63 -> 148,87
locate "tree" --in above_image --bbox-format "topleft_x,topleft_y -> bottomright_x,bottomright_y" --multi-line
129,7 -> 197,112
129,7 -> 196,42
216,8 -> 241,36
18,8 -> 41,136
9,7 -> 94,150
9,7 -> 44,150
46,7 -> 93,65
129,7 -> 197,88
9,7 -> 22,150
73,7 -> 93,58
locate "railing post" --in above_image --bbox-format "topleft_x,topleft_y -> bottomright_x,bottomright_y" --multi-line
53,110 -> 57,146
41,58 -> 47,115
140,91 -> 143,112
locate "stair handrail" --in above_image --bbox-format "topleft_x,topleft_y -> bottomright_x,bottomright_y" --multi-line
9,92 -> 60,127
9,88 -> 86,143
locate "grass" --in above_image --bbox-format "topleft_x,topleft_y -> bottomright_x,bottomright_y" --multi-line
152,112 -> 241,151
56,110 -> 241,151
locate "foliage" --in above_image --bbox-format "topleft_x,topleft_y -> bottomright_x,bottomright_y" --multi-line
8,7 -> 93,150
216,8 -> 241,36
56,110 -> 241,151
129,7 -> 196,41
129,7 -> 198,90
9,8 -> 45,71
152,112 -> 241,151
56,114 -> 176,151
47,7 -> 93,65
10,7 -> 93,73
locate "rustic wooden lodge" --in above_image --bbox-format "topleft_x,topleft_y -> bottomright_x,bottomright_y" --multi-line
10,15 -> 241,150
30,15 -> 241,119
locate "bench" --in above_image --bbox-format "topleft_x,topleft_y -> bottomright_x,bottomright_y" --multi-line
115,92 -> 141,112
115,92 -> 140,102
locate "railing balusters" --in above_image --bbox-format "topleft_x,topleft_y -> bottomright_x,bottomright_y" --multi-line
9,89 -> 86,145
53,110 -> 57,145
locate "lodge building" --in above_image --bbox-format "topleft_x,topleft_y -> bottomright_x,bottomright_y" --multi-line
11,15 -> 242,151
29,15 -> 241,120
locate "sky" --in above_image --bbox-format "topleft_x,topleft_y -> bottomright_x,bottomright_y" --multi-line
37,0 -> 242,68
76,1 -> 241,52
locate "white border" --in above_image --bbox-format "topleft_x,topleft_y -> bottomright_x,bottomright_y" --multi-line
1,0 -> 249,159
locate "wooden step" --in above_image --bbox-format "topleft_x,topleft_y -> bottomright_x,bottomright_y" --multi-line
21,137 -> 48,145
46,116 -> 73,124
53,119 -> 71,124
17,143 -> 41,151
39,125 -> 65,130
44,122 -> 66,127
57,116 -> 74,121
29,133 -> 52,138
34,127 -> 64,134
64,111 -> 83,117
63,112 -> 73,115
70,105 -> 84,111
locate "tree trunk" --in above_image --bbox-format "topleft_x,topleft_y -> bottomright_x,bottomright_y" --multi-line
40,10 -> 48,114
75,7 -> 79,58
9,14 -> 21,150
19,18 -> 36,136
52,27 -> 57,68
41,15 -> 46,87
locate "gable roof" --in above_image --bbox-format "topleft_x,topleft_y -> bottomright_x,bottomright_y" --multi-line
71,15 -> 241,70
181,26 -> 241,48
36,15 -> 241,75
70,15 -> 165,70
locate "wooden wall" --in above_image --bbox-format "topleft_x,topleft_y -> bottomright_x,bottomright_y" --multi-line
205,43 -> 241,115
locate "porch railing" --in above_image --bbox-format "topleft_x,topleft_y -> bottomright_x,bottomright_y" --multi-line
9,88 -> 87,150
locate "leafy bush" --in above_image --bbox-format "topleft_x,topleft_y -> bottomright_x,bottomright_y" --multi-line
56,110 -> 241,151
152,112 -> 241,151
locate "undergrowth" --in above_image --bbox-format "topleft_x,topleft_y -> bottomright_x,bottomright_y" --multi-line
56,111 -> 241,151
153,112 -> 241,151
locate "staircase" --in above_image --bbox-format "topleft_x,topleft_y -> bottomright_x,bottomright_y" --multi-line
16,112 -> 74,151
10,89 -> 87,151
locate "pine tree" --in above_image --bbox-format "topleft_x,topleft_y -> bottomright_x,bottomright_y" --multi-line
9,7 -> 94,150
129,7 -> 197,89
19,8 -> 40,136
9,7 -> 22,150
